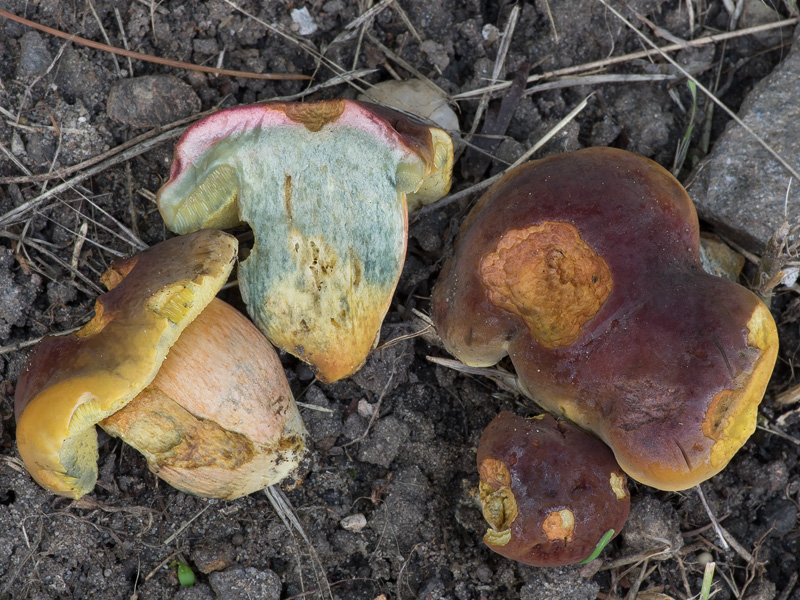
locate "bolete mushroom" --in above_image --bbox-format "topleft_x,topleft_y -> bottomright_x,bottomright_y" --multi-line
433,147 -> 778,491
478,411 -> 630,566
157,99 -> 454,383
15,230 -> 307,500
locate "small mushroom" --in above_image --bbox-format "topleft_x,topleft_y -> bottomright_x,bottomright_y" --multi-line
357,79 -> 460,134
433,147 -> 778,491
478,412 -> 630,566
157,99 -> 454,383
15,230 -> 307,499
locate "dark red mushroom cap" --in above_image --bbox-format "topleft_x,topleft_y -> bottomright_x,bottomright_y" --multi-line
478,412 -> 630,567
434,147 -> 778,491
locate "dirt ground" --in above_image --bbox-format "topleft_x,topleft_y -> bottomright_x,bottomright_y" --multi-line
1,1 -> 799,599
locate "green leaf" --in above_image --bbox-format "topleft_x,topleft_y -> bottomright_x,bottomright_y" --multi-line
578,529 -> 615,564
170,561 -> 195,587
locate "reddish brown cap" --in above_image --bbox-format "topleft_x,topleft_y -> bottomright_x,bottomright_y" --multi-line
478,412 -> 630,566
435,148 -> 778,491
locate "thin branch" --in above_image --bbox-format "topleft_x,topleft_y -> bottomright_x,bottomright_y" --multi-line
0,128 -> 185,227
453,17 -> 799,100
0,8 -> 310,81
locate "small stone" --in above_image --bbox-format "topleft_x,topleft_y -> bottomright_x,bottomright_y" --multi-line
482,23 -> 499,43
340,513 -> 367,532
193,38 -> 219,56
107,75 -> 201,128
357,399 -> 375,419
420,40 -> 450,71
10,132 -> 25,157
688,27 -> 800,252
760,499 -> 798,538
191,541 -> 236,574
698,234 -> 745,280
622,496 -> 683,554
16,31 -> 52,78
55,47 -> 113,110
519,565 -> 599,600
290,7 -> 318,36
358,416 -> 410,468
697,551 -> 714,566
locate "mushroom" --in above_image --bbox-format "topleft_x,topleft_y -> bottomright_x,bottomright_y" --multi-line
15,230 -> 307,500
478,412 -> 630,566
157,99 -> 454,383
357,79 -> 460,134
433,147 -> 778,491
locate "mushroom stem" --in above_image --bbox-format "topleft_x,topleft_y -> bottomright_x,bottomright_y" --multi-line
101,298 -> 307,500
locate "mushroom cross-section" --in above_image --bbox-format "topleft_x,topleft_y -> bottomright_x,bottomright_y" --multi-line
157,99 -> 454,383
433,147 -> 779,491
15,230 -> 307,499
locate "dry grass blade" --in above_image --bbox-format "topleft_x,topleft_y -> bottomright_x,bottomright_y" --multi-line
467,5 -> 521,139
264,486 -> 333,600
161,505 -> 211,546
0,8 -> 310,80
452,17 -> 799,100
426,356 -> 524,396
0,109 -> 210,185
270,68 -> 378,102
695,484 -> 730,552
365,32 -> 450,99
774,383 -> 800,408
327,0 -> 396,47
595,0 -> 800,182
0,127 -> 184,228
221,0 -> 369,94
0,230 -> 102,295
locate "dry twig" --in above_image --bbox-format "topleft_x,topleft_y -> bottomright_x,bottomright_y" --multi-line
0,8 -> 310,81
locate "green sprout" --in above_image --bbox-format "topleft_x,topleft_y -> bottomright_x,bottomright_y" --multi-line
578,529 -> 615,564
673,80 -> 698,174
699,560 -> 715,600
169,560 -> 195,587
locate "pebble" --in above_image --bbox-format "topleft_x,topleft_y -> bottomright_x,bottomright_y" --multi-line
16,31 -> 52,78
688,25 -> 800,253
340,513 -> 367,532
621,496 -> 684,554
106,75 -> 201,128
191,542 -> 236,574
290,7 -> 318,36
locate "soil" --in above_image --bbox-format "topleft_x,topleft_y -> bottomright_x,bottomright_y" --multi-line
1,1 -> 799,600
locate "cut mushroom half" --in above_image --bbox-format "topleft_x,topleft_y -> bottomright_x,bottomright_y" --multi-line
157,99 -> 454,383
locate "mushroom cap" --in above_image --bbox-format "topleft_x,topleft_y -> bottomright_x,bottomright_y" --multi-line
434,147 -> 779,491
478,412 -> 630,567
157,100 -> 454,382
14,230 -> 237,498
